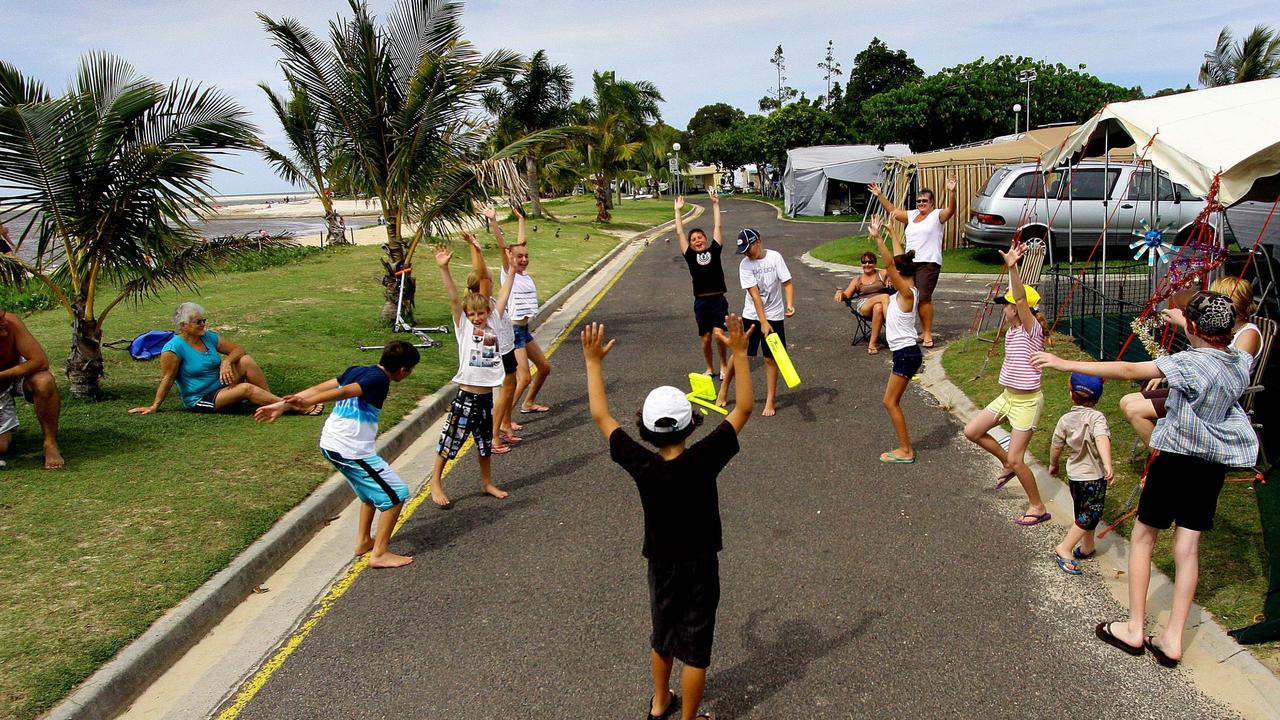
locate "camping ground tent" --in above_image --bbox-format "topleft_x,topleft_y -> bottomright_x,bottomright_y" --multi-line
783,144 -> 910,217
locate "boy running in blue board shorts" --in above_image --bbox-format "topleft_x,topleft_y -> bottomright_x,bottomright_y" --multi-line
256,340 -> 421,569
583,314 -> 756,720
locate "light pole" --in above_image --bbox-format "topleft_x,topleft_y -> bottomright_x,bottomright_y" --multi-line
672,142 -> 682,196
1013,103 -> 1022,134
1017,68 -> 1037,132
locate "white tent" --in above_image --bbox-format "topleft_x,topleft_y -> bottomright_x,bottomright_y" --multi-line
1040,78 -> 1280,207
783,144 -> 910,216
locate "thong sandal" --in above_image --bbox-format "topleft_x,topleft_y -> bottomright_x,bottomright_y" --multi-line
647,690 -> 678,720
303,403 -> 324,416
519,404 -> 550,414
1014,512 -> 1051,526
994,469 -> 1016,489
879,451 -> 915,464
1145,637 -> 1180,668
1096,622 -> 1144,656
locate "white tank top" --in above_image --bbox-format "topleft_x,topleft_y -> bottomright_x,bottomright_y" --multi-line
501,269 -> 539,321
904,209 -> 944,265
1232,322 -> 1262,367
885,287 -> 920,351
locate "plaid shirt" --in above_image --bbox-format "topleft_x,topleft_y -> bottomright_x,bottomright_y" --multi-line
1151,347 -> 1257,467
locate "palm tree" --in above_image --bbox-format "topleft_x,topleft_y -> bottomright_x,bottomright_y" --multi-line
575,71 -> 663,222
260,0 -> 528,322
0,54 -> 275,398
483,50 -> 574,218
1200,24 -> 1280,87
259,77 -> 348,245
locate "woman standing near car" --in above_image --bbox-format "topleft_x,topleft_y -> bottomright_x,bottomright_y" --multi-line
869,175 -> 958,348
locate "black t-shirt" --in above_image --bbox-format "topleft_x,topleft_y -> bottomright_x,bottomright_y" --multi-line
683,242 -> 727,296
609,420 -> 740,561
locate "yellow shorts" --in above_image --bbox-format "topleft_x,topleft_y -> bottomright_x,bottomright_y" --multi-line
984,390 -> 1044,432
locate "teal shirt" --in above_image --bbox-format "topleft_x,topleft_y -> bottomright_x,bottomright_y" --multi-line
162,331 -> 225,408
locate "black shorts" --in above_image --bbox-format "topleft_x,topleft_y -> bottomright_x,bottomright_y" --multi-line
1070,478 -> 1108,531
744,319 -> 785,359
914,262 -> 941,303
437,390 -> 494,459
1141,387 -> 1169,419
891,345 -> 923,378
1137,451 -> 1227,532
693,294 -> 729,336
648,555 -> 720,669
501,349 -> 517,375
189,386 -> 250,414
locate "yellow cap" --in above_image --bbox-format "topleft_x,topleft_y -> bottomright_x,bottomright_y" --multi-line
997,284 -> 1040,308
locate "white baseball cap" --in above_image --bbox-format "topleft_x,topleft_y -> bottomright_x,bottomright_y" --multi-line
641,386 -> 693,433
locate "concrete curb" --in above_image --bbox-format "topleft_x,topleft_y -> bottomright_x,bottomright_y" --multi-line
916,346 -> 1280,720
41,208 -> 696,720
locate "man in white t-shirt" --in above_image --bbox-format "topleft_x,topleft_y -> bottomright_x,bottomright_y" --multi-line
719,228 -> 794,416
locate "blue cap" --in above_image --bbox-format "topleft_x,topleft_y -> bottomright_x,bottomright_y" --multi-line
1069,372 -> 1104,401
735,228 -> 761,254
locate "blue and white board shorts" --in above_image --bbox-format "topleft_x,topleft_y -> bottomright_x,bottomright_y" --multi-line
321,449 -> 409,511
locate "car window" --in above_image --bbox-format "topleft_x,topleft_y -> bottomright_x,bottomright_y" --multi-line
1003,171 -> 1046,199
1047,168 -> 1121,200
1126,171 -> 1175,201
982,168 -> 1011,197
1173,182 -> 1202,200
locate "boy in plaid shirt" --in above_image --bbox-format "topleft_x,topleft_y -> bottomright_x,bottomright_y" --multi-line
1032,291 -> 1257,668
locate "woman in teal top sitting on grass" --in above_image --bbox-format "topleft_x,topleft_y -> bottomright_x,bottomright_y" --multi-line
128,302 -> 321,416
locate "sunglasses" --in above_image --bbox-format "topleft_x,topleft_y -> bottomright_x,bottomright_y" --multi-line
189,318 -> 206,325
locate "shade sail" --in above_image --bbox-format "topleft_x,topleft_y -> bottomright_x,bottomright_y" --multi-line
1040,79 -> 1280,207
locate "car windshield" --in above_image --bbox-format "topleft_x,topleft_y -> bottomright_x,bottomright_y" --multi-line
981,168 -> 1011,197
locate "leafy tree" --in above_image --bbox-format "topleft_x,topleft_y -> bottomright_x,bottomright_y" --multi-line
1200,24 -> 1280,87
844,38 -> 923,108
859,56 -> 1134,152
686,102 -> 744,159
761,102 -> 847,165
1151,84 -> 1195,98
760,45 -> 798,112
698,115 -> 768,169
259,77 -> 348,245
574,70 -> 663,221
483,49 -> 574,218
260,0 -> 528,322
0,54 -> 273,398
817,40 -> 843,108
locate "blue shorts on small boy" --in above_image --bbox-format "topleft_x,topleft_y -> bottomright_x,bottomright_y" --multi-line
321,449 -> 408,511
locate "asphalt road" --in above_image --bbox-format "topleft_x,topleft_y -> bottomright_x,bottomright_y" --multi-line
230,198 -> 1236,719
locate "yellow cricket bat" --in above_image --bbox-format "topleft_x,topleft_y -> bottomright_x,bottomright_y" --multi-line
686,372 -> 729,415
766,332 -> 801,388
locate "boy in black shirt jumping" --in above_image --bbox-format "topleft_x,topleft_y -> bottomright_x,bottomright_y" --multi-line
582,313 -> 755,720
675,190 -> 729,379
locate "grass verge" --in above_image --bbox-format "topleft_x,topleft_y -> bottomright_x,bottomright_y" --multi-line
810,235 -> 1005,273
0,199 -> 670,719
940,335 -> 1277,672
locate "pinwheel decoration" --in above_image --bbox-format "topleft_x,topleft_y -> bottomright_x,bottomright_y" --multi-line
1130,218 -> 1176,266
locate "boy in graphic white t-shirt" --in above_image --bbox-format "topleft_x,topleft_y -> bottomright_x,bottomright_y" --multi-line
719,228 -> 794,417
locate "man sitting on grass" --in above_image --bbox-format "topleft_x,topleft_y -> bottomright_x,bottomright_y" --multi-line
0,307 -> 64,469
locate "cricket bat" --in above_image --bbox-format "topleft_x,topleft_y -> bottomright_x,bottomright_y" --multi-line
765,333 -> 801,388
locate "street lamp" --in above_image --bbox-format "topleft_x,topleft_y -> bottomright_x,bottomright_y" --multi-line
672,142 -> 682,196
1017,69 -> 1037,132
1013,103 -> 1022,135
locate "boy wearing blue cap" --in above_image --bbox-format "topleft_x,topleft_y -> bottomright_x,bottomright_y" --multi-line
1048,373 -> 1113,575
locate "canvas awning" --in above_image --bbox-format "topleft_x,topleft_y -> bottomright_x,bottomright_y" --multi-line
1040,78 -> 1280,207
783,144 -> 910,216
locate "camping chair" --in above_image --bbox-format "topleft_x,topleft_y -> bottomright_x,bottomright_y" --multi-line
974,239 -> 1046,342
842,296 -> 873,347
1242,314 -> 1277,467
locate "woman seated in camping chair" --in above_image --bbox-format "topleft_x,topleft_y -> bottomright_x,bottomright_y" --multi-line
128,302 -> 321,416
834,251 -> 893,354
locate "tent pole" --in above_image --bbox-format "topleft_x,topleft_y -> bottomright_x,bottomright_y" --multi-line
1101,132 -> 1110,360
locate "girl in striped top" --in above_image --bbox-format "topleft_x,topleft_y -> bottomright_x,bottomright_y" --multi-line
963,244 -> 1052,526
496,203 -> 554,417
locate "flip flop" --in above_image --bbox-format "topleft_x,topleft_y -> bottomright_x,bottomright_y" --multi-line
1096,622 -> 1144,656
303,403 -> 324,416
500,433 -> 523,444
994,469 -> 1017,489
879,451 -> 915,464
519,405 -> 550,414
1073,547 -> 1097,560
490,444 -> 512,455
647,690 -> 678,720
1014,512 -> 1051,526
922,340 -> 935,348
508,421 -> 524,431
1054,552 -> 1082,575
1145,637 -> 1180,668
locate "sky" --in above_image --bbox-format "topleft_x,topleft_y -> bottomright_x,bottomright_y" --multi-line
2,0 -> 1276,196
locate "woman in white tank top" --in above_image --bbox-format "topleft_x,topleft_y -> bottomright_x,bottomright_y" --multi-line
869,217 -> 923,465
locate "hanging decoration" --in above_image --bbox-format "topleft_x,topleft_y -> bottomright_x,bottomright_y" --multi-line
1129,218 -> 1176,266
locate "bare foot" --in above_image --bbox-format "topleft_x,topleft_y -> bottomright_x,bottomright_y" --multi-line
354,537 -> 375,555
507,421 -> 523,431
761,405 -> 776,417
715,397 -> 728,408
431,492 -> 452,509
44,444 -> 65,469
482,484 -> 509,500
368,552 -> 414,569
704,367 -> 715,376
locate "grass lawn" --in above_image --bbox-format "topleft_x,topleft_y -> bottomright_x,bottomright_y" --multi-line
736,193 -> 866,222
940,335 -> 1277,671
0,199 -> 670,720
809,235 -> 1006,274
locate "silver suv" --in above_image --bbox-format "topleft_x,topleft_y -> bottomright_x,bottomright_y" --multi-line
963,162 -> 1228,254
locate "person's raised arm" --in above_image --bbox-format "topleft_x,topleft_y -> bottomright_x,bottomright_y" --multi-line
465,232 -> 492,297
581,321 -> 620,439
999,245 -> 1038,333
716,313 -> 755,432
434,243 -> 462,325
494,245 -> 517,317
128,351 -> 180,414
938,175 -> 959,223
871,217 -> 912,302
868,182 -> 908,224
0,315 -> 48,383
1030,352 -> 1162,382
673,196 -> 690,253
514,203 -> 527,245
709,188 -> 723,245
485,205 -> 510,273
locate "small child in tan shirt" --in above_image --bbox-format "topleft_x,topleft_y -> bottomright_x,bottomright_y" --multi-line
1049,372 -> 1113,575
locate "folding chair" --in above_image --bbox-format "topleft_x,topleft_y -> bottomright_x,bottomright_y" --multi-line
1242,315 -> 1277,467
974,239 -> 1046,343
842,297 -> 873,347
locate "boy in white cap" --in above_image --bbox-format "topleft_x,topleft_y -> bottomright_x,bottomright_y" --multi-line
582,313 -> 755,720
720,227 -> 794,416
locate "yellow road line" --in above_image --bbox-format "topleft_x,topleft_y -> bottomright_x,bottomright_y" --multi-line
217,242 -> 643,719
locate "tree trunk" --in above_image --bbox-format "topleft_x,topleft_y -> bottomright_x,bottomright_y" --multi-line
325,210 -> 348,246
66,310 -> 104,399
380,211 -> 414,325
525,155 -> 544,219
594,174 -> 612,223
